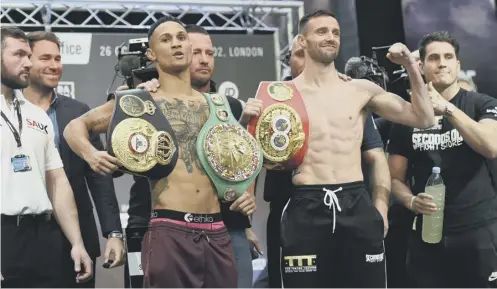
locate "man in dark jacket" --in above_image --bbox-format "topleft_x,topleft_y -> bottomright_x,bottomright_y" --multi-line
23,31 -> 125,288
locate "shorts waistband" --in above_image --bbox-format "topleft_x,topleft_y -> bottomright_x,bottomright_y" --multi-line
293,181 -> 365,196
151,209 -> 223,223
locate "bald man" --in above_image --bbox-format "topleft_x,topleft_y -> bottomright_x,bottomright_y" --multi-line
260,35 -> 387,288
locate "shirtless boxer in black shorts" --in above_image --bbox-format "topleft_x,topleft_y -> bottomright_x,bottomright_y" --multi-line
246,10 -> 435,288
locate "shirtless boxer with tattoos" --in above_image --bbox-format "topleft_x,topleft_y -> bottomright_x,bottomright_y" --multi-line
64,16 -> 257,288
244,10 -> 434,288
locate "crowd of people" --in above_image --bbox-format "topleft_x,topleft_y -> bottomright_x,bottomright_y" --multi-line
1,7 -> 497,289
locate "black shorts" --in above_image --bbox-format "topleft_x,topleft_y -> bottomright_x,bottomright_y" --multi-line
141,210 -> 237,288
280,182 -> 386,288
407,218 -> 497,288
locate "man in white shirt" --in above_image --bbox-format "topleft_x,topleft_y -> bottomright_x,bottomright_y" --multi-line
1,26 -> 93,287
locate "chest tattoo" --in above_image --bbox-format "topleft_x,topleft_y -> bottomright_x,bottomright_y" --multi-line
158,98 -> 209,174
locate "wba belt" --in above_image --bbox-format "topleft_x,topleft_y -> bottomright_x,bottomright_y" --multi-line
248,81 -> 309,170
107,89 -> 179,180
197,93 -> 263,202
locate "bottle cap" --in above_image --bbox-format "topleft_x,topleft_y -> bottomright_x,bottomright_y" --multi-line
432,167 -> 441,174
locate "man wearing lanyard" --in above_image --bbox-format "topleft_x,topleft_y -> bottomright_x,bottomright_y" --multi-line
1,26 -> 93,287
22,31 -> 126,287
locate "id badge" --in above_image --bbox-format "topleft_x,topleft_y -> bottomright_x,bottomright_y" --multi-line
11,154 -> 32,173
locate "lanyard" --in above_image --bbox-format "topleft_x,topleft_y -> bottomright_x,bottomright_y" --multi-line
1,97 -> 22,147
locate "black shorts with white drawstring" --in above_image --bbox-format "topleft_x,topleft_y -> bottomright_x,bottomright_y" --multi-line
280,181 -> 386,288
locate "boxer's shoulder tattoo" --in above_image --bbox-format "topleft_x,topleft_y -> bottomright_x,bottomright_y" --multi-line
157,98 -> 209,174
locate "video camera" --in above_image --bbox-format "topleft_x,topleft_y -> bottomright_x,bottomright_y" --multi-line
117,37 -> 159,88
344,54 -> 389,90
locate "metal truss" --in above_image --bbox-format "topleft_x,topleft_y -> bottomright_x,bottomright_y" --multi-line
1,0 -> 304,75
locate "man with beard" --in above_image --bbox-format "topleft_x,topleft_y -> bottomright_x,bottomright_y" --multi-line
1,26 -> 93,287
246,10 -> 434,287
64,16 -> 258,288
22,31 -> 125,288
388,31 -> 497,288
127,24 -> 262,288
259,35 -> 389,288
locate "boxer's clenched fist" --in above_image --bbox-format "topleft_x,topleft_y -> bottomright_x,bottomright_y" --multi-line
84,150 -> 122,176
387,43 -> 414,67
240,98 -> 263,126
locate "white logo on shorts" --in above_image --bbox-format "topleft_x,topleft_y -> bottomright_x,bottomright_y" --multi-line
365,253 -> 384,263
184,213 -> 193,222
489,272 -> 497,282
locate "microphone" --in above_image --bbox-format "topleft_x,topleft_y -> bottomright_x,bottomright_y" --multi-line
118,55 -> 140,88
344,57 -> 369,79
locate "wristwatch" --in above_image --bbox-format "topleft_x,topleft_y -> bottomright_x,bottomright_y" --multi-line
108,230 -> 124,240
444,102 -> 456,117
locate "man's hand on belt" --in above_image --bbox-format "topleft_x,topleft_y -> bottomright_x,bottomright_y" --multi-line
71,244 -> 94,283
229,190 -> 256,216
240,98 -> 263,126
85,150 -> 122,176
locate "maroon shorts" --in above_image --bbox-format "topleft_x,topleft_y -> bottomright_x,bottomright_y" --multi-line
141,210 -> 237,288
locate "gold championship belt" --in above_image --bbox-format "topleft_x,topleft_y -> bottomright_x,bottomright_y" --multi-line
247,81 -> 309,170
107,89 -> 179,180
197,93 -> 263,202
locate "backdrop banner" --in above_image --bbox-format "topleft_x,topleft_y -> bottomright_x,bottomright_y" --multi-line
56,32 -> 277,287
401,0 -> 497,98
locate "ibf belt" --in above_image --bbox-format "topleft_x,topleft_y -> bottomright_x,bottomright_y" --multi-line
107,89 -> 179,180
247,81 -> 309,170
196,93 -> 263,202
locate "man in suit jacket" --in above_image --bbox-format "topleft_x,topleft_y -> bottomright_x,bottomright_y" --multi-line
23,31 -> 125,287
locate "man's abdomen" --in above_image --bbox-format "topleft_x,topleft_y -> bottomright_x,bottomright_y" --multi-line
293,150 -> 364,185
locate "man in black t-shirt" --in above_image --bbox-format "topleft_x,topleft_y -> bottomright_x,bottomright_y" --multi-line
388,31 -> 497,288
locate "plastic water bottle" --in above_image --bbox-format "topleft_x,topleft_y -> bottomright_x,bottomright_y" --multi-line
422,167 -> 446,244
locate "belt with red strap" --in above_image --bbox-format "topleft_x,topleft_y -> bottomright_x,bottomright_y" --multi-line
247,81 -> 309,170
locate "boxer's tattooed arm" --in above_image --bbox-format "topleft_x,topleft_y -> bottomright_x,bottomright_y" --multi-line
158,99 -> 209,174
80,102 -> 113,134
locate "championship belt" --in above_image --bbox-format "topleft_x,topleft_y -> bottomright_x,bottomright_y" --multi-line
107,89 -> 179,180
247,81 -> 309,170
196,93 -> 263,202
